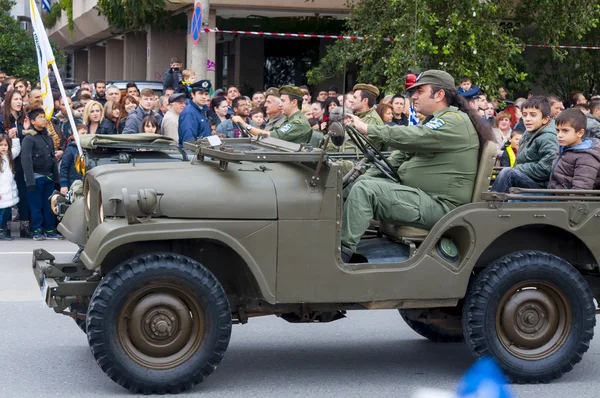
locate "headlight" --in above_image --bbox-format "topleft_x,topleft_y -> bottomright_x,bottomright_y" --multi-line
75,155 -> 86,176
98,193 -> 104,223
85,190 -> 91,221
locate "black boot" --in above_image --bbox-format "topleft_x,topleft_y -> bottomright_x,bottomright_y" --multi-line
0,228 -> 14,241
20,221 -> 33,239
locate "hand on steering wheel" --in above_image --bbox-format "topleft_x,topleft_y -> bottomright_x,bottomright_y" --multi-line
345,125 -> 399,184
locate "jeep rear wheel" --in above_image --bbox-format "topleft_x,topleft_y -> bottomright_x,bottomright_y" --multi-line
400,308 -> 464,342
86,253 -> 231,394
463,250 -> 595,383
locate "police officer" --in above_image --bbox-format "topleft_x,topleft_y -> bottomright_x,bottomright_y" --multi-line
235,86 -> 312,144
178,80 -> 212,147
341,70 -> 492,262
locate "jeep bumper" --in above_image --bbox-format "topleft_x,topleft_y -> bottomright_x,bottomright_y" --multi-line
32,248 -> 98,311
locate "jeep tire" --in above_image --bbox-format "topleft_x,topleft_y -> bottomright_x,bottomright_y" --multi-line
400,308 -> 464,342
70,301 -> 88,333
86,253 -> 232,394
463,250 -> 596,383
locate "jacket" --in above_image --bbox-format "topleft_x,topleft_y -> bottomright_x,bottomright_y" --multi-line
122,107 -> 163,134
548,138 -> 600,190
95,118 -> 117,135
367,106 -> 479,209
21,127 -> 59,189
0,138 -> 21,208
585,113 -> 600,139
160,110 -> 180,142
514,120 -> 559,186
216,117 -> 251,138
59,141 -> 82,189
178,101 -> 211,147
163,68 -> 182,92
0,113 -> 25,174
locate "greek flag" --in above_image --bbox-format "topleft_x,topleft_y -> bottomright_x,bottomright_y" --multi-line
29,0 -> 56,119
408,106 -> 419,126
41,0 -> 51,13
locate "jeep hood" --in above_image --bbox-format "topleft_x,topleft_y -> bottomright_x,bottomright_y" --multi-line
89,161 -> 278,219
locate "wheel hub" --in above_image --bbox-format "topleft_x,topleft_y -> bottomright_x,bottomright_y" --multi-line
145,309 -> 178,340
497,281 -> 571,360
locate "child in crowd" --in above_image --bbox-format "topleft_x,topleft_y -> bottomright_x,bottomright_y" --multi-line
0,134 -> 21,240
59,124 -> 87,196
141,116 -> 159,134
491,96 -> 559,192
177,69 -> 196,99
249,107 -> 265,129
548,108 -> 600,190
21,108 -> 62,241
458,76 -> 478,95
499,129 -> 523,167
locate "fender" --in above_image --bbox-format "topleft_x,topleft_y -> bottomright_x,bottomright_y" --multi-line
80,218 -> 277,303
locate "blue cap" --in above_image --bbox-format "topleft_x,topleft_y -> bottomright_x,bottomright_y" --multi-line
459,87 -> 482,100
190,80 -> 212,93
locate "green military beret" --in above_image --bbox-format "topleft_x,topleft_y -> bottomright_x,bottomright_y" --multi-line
353,83 -> 380,97
408,70 -> 455,91
264,87 -> 280,98
279,86 -> 305,98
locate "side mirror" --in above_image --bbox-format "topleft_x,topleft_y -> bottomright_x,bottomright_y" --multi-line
328,122 -> 346,147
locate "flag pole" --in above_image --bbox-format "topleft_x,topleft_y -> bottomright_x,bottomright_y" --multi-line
50,62 -> 83,156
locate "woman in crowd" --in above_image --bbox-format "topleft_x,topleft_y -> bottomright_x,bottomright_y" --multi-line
492,111 -> 512,152
0,90 -> 32,238
117,95 -> 138,133
99,100 -> 119,134
83,101 -> 104,135
208,96 -> 229,129
504,104 -> 522,129
376,102 -> 395,126
323,97 -> 341,125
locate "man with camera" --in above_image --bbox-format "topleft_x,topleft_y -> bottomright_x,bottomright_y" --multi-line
163,56 -> 183,93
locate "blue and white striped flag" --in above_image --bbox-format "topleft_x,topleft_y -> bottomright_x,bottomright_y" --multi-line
41,0 -> 51,13
408,106 -> 419,126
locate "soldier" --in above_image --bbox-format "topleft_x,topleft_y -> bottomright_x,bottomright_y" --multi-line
340,70 -> 495,262
351,83 -> 385,150
234,86 -> 312,144
263,87 -> 286,132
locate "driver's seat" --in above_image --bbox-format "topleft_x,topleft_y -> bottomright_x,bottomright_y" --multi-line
379,141 -> 498,241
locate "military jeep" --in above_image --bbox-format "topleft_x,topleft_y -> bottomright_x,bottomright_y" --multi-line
32,126 -> 599,394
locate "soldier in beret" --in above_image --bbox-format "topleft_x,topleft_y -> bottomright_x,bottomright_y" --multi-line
340,70 -> 496,262
351,83 -> 386,150
178,80 -> 212,147
234,86 -> 312,144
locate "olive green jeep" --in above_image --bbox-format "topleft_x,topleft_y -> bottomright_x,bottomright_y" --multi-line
33,126 -> 599,394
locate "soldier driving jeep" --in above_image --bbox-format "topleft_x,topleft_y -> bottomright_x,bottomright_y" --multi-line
341,70 -> 496,262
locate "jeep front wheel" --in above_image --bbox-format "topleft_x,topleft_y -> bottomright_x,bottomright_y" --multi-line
463,250 -> 596,383
86,253 -> 232,394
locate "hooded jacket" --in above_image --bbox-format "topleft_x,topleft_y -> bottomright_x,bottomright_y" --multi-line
548,138 -> 600,190
0,138 -> 21,208
20,127 -> 59,189
514,119 -> 559,186
59,140 -> 82,189
585,113 -> 600,139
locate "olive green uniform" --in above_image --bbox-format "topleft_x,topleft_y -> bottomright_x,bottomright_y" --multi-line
264,113 -> 286,132
355,107 -> 387,151
341,106 -> 479,252
271,110 -> 312,144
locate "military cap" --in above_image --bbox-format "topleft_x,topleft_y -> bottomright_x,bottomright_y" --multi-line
168,93 -> 187,104
264,87 -> 280,98
459,87 -> 482,100
279,86 -> 304,98
353,83 -> 380,98
190,79 -> 212,93
408,70 -> 456,92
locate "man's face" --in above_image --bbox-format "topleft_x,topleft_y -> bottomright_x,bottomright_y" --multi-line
82,83 -> 92,92
31,113 -> 47,129
127,87 -> 139,97
317,91 -> 328,101
351,90 -> 367,112
0,72 -> 5,83
159,98 -> 169,114
328,90 -> 337,98
343,94 -> 354,109
165,88 -> 175,97
29,90 -> 42,104
95,82 -> 106,96
264,96 -> 281,115
522,107 -> 549,132
172,100 -> 187,115
14,81 -> 26,97
411,85 -> 439,115
460,81 -> 472,91
227,87 -> 240,101
235,101 -> 250,117
301,88 -> 311,104
280,95 -> 296,117
499,87 -> 507,100
106,87 -> 120,102
252,93 -> 265,108
59,97 -> 72,116
192,91 -> 210,106
140,95 -> 154,110
550,101 -> 564,118
170,62 -> 182,70
391,97 -> 405,116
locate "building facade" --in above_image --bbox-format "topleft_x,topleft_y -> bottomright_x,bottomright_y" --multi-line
44,0 -> 349,93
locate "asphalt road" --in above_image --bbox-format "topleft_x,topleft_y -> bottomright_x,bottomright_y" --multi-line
1,233 -> 599,397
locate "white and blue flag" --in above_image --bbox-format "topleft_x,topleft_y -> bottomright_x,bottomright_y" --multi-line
41,0 -> 51,13
408,106 -> 419,126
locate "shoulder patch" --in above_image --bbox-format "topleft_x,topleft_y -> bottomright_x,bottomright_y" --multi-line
424,118 -> 446,130
279,124 -> 292,134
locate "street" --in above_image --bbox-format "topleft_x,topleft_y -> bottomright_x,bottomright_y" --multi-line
1,235 -> 599,397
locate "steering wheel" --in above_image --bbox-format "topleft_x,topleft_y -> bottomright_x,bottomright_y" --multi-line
344,125 -> 400,184
233,122 -> 252,138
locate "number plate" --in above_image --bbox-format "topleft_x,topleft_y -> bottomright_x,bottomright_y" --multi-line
40,276 -> 49,306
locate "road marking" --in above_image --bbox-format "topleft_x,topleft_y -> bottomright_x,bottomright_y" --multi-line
0,251 -> 76,255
